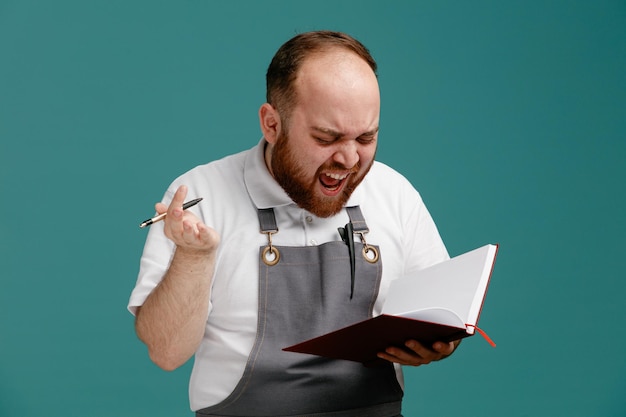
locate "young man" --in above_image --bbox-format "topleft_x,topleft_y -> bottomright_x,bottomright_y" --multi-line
129,31 -> 457,417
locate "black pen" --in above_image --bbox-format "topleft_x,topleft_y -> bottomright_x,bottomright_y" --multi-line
139,198 -> 203,228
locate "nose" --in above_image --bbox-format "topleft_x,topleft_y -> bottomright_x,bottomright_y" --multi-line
332,141 -> 360,168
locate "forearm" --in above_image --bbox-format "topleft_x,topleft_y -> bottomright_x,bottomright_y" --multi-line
135,247 -> 215,371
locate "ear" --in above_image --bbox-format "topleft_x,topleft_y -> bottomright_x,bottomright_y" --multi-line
259,103 -> 281,144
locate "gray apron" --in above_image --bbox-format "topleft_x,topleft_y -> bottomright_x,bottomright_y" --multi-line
197,206 -> 403,417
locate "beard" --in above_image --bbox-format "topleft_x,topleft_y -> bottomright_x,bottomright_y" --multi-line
270,129 -> 374,218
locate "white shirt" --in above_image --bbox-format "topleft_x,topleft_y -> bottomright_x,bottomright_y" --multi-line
128,139 -> 449,411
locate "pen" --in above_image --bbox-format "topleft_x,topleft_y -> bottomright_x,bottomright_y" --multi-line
139,197 -> 203,228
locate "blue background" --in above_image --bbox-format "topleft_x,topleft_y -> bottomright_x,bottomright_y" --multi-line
1,1 -> 625,416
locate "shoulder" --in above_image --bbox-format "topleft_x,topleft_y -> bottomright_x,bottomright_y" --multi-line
173,148 -> 251,188
361,161 -> 424,203
159,147 -> 252,206
354,160 -> 434,235
176,148 -> 249,184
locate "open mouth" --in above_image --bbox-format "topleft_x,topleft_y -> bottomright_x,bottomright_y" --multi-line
319,172 -> 349,194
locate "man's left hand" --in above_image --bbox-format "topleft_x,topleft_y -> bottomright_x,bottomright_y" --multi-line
377,340 -> 460,366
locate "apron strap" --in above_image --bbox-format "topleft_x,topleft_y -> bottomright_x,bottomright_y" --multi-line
339,206 -> 371,299
257,208 -> 278,233
256,206 -> 367,234
345,206 -> 369,233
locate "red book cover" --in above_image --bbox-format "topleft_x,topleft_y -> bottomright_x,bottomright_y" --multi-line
284,315 -> 471,366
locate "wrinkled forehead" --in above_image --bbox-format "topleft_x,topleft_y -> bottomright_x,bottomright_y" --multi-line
289,50 -> 380,136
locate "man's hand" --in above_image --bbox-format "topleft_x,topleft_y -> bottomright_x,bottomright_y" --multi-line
377,340 -> 460,367
136,184 -> 220,371
157,185 -> 220,253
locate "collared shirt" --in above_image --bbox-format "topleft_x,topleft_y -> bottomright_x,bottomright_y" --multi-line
128,139 -> 449,411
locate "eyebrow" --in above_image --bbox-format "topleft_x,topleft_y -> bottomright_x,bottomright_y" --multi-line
312,126 -> 379,138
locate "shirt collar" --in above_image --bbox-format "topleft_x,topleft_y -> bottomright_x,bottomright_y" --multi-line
244,139 -> 293,209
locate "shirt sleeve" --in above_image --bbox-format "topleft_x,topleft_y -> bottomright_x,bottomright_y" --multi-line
404,191 -> 450,274
127,189 -> 176,316
398,174 -> 450,276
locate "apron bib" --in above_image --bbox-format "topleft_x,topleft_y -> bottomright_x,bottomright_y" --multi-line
197,207 -> 403,417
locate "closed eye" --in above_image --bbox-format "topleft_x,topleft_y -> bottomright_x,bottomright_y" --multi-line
312,126 -> 378,144
314,136 -> 337,144
357,134 -> 377,144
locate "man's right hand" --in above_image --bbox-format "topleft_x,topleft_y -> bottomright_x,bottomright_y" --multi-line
156,185 -> 220,253
136,184 -> 220,371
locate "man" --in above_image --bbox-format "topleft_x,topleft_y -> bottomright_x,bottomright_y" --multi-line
129,30 -> 458,417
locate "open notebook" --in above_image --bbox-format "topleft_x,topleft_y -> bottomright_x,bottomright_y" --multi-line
284,244 -> 499,365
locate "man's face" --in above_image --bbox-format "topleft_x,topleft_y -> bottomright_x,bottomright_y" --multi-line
268,50 -> 380,218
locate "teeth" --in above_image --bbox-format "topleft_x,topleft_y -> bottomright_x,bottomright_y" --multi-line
325,172 -> 348,180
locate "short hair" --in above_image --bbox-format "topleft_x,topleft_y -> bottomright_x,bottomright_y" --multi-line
266,31 -> 377,122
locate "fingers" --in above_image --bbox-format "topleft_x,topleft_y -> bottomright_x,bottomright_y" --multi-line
154,185 -> 187,216
158,186 -> 187,239
377,341 -> 435,366
433,341 -> 456,356
167,185 -> 189,223
155,202 -> 168,214
157,185 -> 220,253
179,217 -> 211,245
377,340 -> 456,367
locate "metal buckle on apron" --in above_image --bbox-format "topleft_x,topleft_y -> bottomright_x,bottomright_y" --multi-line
258,208 -> 280,266
358,231 -> 380,264
343,206 -> 380,265
262,230 -> 280,266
